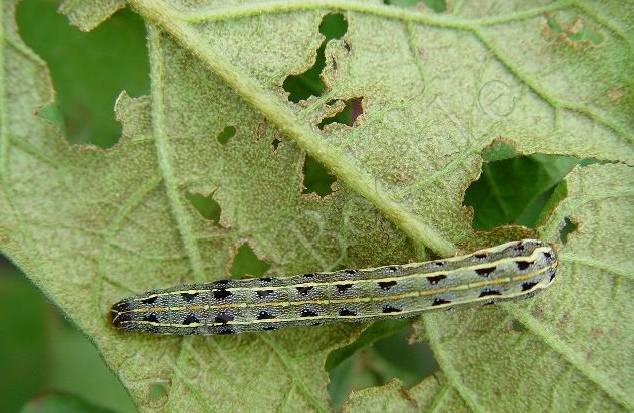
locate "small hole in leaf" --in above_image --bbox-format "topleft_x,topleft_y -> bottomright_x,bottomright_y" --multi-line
560,216 -> 578,245
318,97 -> 364,129
302,155 -> 336,196
230,244 -> 270,278
217,126 -> 236,145
464,153 -> 577,230
327,321 -> 438,410
186,192 -> 221,223
149,382 -> 168,401
508,319 -> 527,333
319,13 -> 348,39
384,0 -> 446,13
546,16 -> 564,33
271,137 -> 281,151
283,13 -> 348,102
546,16 -> 604,45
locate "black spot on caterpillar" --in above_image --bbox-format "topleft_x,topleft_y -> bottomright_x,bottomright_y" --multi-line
296,286 -> 313,296
336,283 -> 353,293
182,314 -> 199,325
213,289 -> 232,300
214,312 -> 235,324
427,274 -> 446,285
110,239 -> 558,335
522,281 -> 539,291
382,305 -> 401,313
257,310 -> 276,320
256,289 -> 274,298
300,308 -> 318,318
378,280 -> 397,290
217,326 -> 236,335
181,292 -> 198,302
475,267 -> 496,277
339,308 -> 357,317
516,261 -> 531,271
143,313 -> 159,323
141,296 -> 157,305
549,271 -> 557,282
432,298 -> 451,306
479,289 -> 502,297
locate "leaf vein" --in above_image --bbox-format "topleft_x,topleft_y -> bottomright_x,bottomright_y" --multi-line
471,28 -> 632,146
148,24 -> 207,282
560,254 -> 633,281
423,315 -> 489,413
501,304 -> 632,410
259,335 -> 330,413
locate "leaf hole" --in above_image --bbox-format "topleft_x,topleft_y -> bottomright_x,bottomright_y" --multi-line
148,382 -> 168,401
545,15 -> 604,46
317,97 -> 364,129
216,125 -> 236,145
230,243 -> 270,278
282,13 -> 348,102
327,321 -> 438,410
186,192 -> 221,224
464,152 -> 577,230
17,1 -> 149,147
559,216 -> 578,245
302,155 -> 336,196
507,319 -> 527,333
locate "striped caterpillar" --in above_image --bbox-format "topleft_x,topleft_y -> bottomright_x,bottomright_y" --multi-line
110,239 -> 557,335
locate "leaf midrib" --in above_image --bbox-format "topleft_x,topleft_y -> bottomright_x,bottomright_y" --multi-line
130,0 -> 458,257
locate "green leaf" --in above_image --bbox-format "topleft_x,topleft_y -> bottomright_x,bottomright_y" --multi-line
1,0 -> 632,412
0,263 -> 47,413
20,392 -> 116,413
0,258 -> 136,413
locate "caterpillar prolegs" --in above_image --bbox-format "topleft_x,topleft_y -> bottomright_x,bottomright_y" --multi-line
111,239 -> 557,335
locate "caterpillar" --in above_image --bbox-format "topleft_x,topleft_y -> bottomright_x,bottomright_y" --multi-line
110,239 -> 557,335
